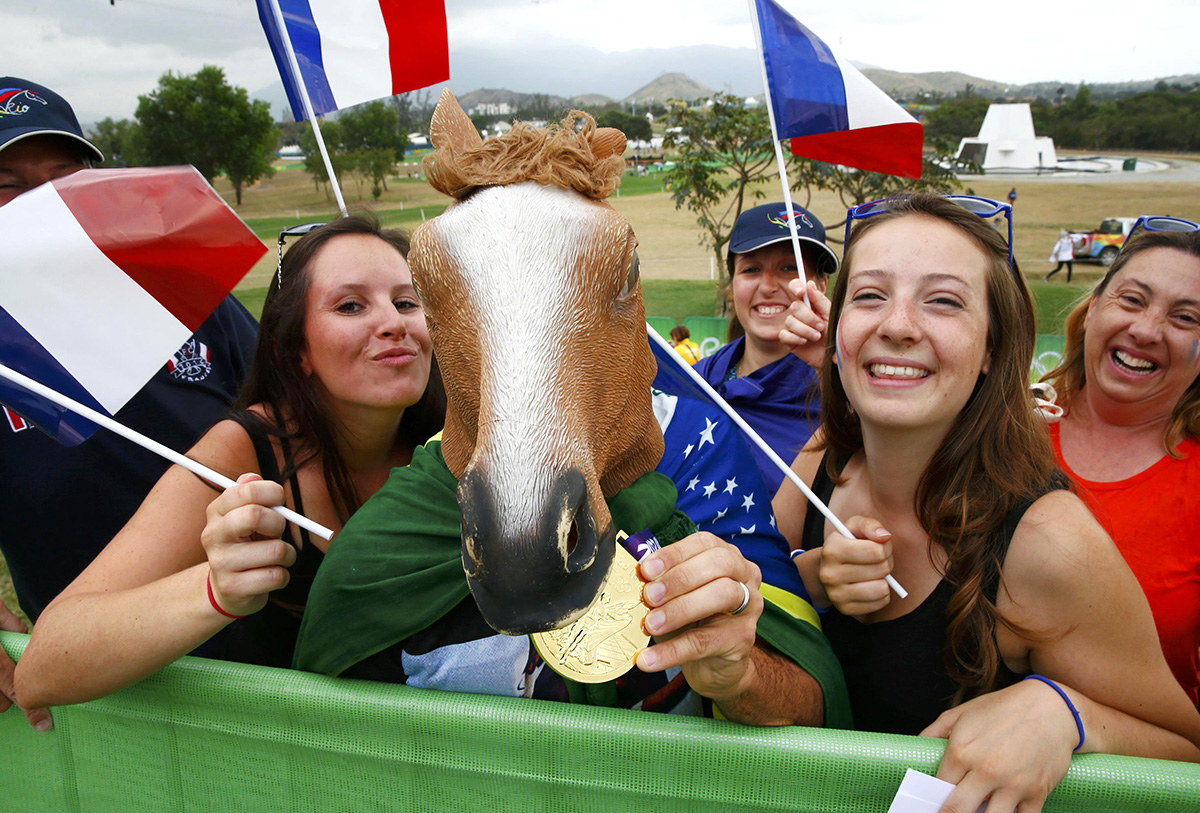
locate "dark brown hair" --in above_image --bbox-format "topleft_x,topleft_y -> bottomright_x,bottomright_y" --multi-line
234,214 -> 445,523
1043,228 -> 1200,453
820,193 -> 1062,701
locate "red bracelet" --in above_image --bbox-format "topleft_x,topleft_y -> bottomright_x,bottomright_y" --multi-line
206,573 -> 246,619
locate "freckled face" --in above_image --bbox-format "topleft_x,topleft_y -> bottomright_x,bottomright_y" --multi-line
300,234 -> 432,417
836,216 -> 992,436
731,242 -> 828,357
0,136 -> 87,206
1083,247 -> 1200,417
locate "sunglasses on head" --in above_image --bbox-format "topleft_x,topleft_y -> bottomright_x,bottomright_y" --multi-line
1119,216 -> 1200,252
276,222 -> 328,286
845,195 -> 1015,272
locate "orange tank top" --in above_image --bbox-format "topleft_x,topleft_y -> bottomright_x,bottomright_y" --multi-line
1050,422 -> 1200,704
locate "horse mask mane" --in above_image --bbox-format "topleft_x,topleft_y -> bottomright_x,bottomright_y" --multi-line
409,90 -> 665,635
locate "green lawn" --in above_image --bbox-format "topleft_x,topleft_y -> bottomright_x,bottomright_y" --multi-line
1028,279 -> 1087,334
239,167 -> 662,245
243,205 -> 451,246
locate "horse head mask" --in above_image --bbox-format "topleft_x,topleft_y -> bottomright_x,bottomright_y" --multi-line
409,90 -> 664,635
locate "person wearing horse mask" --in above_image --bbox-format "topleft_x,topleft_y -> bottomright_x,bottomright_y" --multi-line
292,96 -> 849,729
17,216 -> 445,706
693,203 -> 839,496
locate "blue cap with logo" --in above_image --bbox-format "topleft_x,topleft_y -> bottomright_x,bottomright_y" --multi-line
0,77 -> 105,163
727,202 -> 839,277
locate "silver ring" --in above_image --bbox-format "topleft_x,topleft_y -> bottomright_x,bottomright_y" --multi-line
729,581 -> 751,616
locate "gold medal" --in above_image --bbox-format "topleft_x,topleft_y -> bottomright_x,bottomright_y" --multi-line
532,532 -> 649,683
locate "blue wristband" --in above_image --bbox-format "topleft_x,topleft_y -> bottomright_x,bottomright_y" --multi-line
1024,674 -> 1084,752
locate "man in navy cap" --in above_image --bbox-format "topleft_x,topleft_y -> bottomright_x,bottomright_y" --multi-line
0,78 -> 258,730
692,202 -> 838,496
0,81 -> 106,205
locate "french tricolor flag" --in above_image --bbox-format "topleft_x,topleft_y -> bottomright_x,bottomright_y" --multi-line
257,0 -> 450,120
0,167 -> 265,445
754,0 -> 924,180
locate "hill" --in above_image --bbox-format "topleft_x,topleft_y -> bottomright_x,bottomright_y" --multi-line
624,72 -> 715,105
861,69 -> 1013,98
251,51 -> 1200,124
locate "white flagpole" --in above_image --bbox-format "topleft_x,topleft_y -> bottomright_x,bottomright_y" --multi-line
748,0 -> 811,308
648,324 -> 907,598
265,0 -> 349,217
0,363 -> 334,542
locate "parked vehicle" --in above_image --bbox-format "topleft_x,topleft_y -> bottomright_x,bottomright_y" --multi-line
1068,217 -> 1139,267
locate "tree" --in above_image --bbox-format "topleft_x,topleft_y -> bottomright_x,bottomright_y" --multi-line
517,93 -> 565,122
663,92 -> 964,303
339,100 -> 406,198
86,117 -> 142,167
789,140 -> 962,242
596,110 -> 651,143
134,66 -> 276,205
298,120 -> 354,198
922,96 -> 992,140
662,94 -> 778,273
389,89 -> 432,143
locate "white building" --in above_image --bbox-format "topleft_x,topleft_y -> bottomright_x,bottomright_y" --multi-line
468,101 -> 514,117
956,103 -> 1058,173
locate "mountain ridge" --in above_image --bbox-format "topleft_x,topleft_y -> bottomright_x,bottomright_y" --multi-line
251,43 -> 1199,120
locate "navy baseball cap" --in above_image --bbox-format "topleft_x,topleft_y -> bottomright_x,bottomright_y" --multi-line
0,77 -> 105,163
728,202 -> 839,277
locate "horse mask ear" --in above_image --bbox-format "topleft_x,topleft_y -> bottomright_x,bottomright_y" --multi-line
590,127 -> 626,161
429,88 -> 484,154
425,89 -> 485,199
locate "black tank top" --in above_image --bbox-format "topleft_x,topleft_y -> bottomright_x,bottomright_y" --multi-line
800,452 -> 1039,734
210,412 -> 325,668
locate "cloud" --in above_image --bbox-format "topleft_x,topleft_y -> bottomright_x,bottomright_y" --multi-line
6,0 -> 275,122
5,0 -> 1196,125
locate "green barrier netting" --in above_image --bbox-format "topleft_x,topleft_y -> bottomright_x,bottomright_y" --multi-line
646,316 -> 678,341
3,633 -> 1198,812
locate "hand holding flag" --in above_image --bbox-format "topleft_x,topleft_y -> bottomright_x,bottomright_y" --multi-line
648,324 -> 907,599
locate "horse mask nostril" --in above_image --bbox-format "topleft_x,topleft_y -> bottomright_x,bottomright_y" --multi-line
562,470 -> 600,573
457,464 -> 613,633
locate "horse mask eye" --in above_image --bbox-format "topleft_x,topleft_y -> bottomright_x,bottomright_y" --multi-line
618,251 -> 640,301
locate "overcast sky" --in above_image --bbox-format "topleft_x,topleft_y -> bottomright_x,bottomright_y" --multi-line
7,0 -> 1197,124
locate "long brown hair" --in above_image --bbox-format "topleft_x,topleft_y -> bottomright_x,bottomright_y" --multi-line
1043,228 -> 1200,454
234,214 -> 445,523
820,193 -> 1062,701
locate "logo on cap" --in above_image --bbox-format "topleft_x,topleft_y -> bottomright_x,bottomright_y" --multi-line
768,209 -> 814,231
0,88 -> 48,117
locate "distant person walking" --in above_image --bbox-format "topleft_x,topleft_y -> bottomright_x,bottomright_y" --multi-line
1008,187 -> 1017,207
1046,229 -> 1075,282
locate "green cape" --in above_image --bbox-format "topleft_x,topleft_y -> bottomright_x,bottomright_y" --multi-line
294,441 -> 851,728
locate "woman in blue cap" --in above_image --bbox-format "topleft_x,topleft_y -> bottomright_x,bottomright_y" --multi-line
693,202 -> 838,496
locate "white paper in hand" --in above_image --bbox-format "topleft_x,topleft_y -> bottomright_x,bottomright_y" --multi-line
886,769 -> 985,813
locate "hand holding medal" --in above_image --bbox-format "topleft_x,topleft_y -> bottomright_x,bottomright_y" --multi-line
532,529 -> 762,695
633,531 -> 764,704
531,530 -> 655,684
